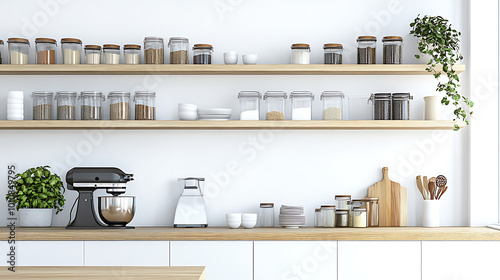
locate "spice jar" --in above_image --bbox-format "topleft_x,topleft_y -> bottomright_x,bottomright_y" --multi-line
134,91 -> 156,120
80,91 -> 104,120
357,36 -> 377,64
321,91 -> 344,120
392,93 -> 413,120
352,207 -> 368,228
315,208 -> 322,228
335,195 -> 351,210
382,36 -> 403,64
85,45 -> 101,64
35,38 -> 57,64
193,44 -> 213,64
259,203 -> 274,227
0,40 -> 4,64
168,37 -> 189,64
291,43 -> 310,64
324,43 -> 343,64
55,91 -> 77,120
124,44 -> 141,64
335,210 -> 349,227
290,91 -> 314,120
369,93 -> 392,120
264,91 -> 287,120
321,205 -> 335,228
238,91 -> 261,120
61,38 -> 82,64
108,91 -> 130,120
365,197 -> 379,227
144,36 -> 164,64
31,91 -> 53,120
103,44 -> 120,64
8,38 -> 30,64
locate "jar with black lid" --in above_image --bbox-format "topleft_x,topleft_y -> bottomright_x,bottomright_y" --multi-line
369,93 -> 392,120
324,43 -> 343,64
357,36 -> 377,64
193,44 -> 213,64
382,36 -> 403,64
392,93 -> 413,120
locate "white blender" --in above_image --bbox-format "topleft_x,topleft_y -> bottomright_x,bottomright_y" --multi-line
173,178 -> 208,228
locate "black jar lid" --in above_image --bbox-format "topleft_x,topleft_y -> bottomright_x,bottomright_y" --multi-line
392,93 -> 413,100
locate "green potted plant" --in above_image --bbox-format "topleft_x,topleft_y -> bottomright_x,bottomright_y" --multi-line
5,166 -> 65,227
410,15 -> 473,130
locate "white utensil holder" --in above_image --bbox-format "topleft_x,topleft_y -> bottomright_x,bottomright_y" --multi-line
422,200 -> 439,227
424,96 -> 442,120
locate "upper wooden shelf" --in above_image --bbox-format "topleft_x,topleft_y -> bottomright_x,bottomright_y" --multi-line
0,64 -> 466,75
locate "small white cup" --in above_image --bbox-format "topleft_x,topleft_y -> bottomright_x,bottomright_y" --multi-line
422,200 -> 439,227
242,54 -> 258,65
7,98 -> 24,104
226,213 -> 242,229
241,213 -> 257,229
224,52 -> 238,65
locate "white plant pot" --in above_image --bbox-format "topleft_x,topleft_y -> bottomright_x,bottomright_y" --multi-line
19,208 -> 54,227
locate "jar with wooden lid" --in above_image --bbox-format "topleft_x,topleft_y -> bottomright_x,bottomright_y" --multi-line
352,207 -> 368,228
35,38 -> 57,64
291,43 -> 310,64
168,37 -> 189,64
264,91 -> 287,120
85,45 -> 101,64
31,91 -> 53,120
61,38 -> 82,64
80,91 -> 104,120
8,38 -> 30,64
321,205 -> 335,228
382,36 -> 403,64
144,36 -> 164,64
134,91 -> 156,120
0,40 -> 4,64
103,44 -> 120,64
357,36 -> 377,64
55,91 -> 77,120
124,44 -> 141,64
193,44 -> 213,64
324,43 -> 343,64
108,91 -> 130,120
290,91 -> 314,120
335,209 -> 349,227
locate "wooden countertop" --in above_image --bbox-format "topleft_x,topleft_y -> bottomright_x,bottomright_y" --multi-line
0,266 -> 205,280
1,227 -> 499,241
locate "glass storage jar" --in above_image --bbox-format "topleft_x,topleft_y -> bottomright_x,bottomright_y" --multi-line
321,91 -> 344,120
84,45 -> 101,64
369,93 -> 392,120
321,205 -> 335,228
335,209 -> 349,228
324,43 -> 343,64
134,91 -> 156,120
290,91 -> 314,120
35,38 -> 57,64
31,91 -> 53,120
291,43 -> 310,64
103,44 -> 120,64
193,44 -> 213,64
350,199 -> 367,227
315,208 -> 322,227
264,91 -> 287,120
352,207 -> 368,228
124,44 -> 141,64
61,38 -> 82,64
335,195 -> 351,210
238,91 -> 261,120
357,36 -> 377,64
0,40 -> 4,64
168,37 -> 189,64
259,203 -> 274,227
55,91 -> 77,120
365,197 -> 379,227
392,93 -> 413,120
80,91 -> 104,120
108,91 -> 131,120
383,36 -> 403,64
8,38 -> 30,64
144,36 -> 164,64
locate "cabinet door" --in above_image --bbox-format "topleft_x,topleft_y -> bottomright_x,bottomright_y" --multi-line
254,241 -> 337,280
18,241 -> 84,266
170,241 -> 252,280
338,241 -> 421,280
422,241 -> 500,279
85,241 -> 169,266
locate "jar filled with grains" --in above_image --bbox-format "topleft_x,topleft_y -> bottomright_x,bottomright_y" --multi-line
35,38 -> 57,64
193,44 -> 213,64
134,91 -> 156,120
291,43 -> 310,64
335,209 -> 349,227
8,38 -> 30,64
263,91 -> 287,120
357,36 -> 377,64
392,93 -> 413,120
369,93 -> 392,120
124,44 -> 141,64
290,91 -> 314,120
144,36 -> 164,64
108,91 -> 130,120
323,43 -> 343,64
80,91 -> 104,120
238,91 -> 261,120
31,91 -> 54,120
314,208 -> 322,227
55,91 -> 77,120
382,36 -> 403,64
352,207 -> 368,228
321,91 -> 344,120
168,37 -> 189,64
85,45 -> 101,64
61,38 -> 82,64
350,199 -> 367,227
103,44 -> 120,64
321,205 -> 335,228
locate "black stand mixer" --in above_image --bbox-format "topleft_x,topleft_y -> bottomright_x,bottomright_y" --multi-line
66,167 -> 135,229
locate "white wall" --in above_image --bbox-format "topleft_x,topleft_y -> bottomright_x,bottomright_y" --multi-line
0,0 -> 470,227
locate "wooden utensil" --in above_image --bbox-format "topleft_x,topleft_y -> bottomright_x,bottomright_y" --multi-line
416,175 -> 426,199
438,186 -> 448,200
423,176 -> 429,199
368,167 -> 407,227
428,181 -> 436,200
436,175 -> 447,200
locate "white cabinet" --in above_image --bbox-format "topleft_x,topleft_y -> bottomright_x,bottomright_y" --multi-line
85,241 -> 169,266
338,241 -> 421,280
170,241 -> 253,280
422,241 -> 500,280
17,241 -> 84,266
254,241 -> 337,280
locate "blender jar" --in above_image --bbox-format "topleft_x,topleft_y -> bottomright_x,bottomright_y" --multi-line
35,38 -> 57,64
291,43 -> 310,64
264,91 -> 287,120
357,36 -> 377,64
134,91 -> 156,120
238,91 -> 261,120
61,38 -> 82,64
8,38 -> 30,64
144,37 -> 164,64
55,91 -> 77,120
290,91 -> 314,120
108,91 -> 131,120
32,91 -> 54,120
80,91 -> 105,120
85,45 -> 101,64
103,44 -> 120,64
124,44 -> 141,64
383,36 -> 403,64
193,44 -> 213,64
324,43 -> 343,64
168,37 -> 189,64
321,91 -> 344,120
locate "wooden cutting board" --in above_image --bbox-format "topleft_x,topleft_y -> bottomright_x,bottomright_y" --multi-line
367,167 -> 407,227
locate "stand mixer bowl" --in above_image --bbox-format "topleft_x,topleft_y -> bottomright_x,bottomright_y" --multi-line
98,196 -> 136,226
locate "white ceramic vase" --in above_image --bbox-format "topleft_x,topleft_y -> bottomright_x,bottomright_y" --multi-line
424,96 -> 443,120
19,208 -> 54,227
422,200 -> 439,227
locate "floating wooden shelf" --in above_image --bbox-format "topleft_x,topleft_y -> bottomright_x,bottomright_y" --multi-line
0,120 -> 464,130
0,64 -> 465,75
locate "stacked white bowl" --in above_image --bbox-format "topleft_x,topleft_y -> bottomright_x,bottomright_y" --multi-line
178,103 -> 198,121
7,91 -> 24,120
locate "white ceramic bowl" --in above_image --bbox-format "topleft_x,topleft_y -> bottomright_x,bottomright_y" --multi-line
198,108 -> 232,115
8,91 -> 24,99
179,110 -> 198,121
226,213 -> 242,229
242,54 -> 258,65
7,114 -> 24,120
224,52 -> 238,65
241,213 -> 257,229
178,103 -> 197,111
7,104 -> 24,110
7,109 -> 24,115
7,98 -> 24,104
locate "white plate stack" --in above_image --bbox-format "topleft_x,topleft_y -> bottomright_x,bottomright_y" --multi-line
279,205 -> 306,228
7,91 -> 24,120
197,108 -> 232,121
